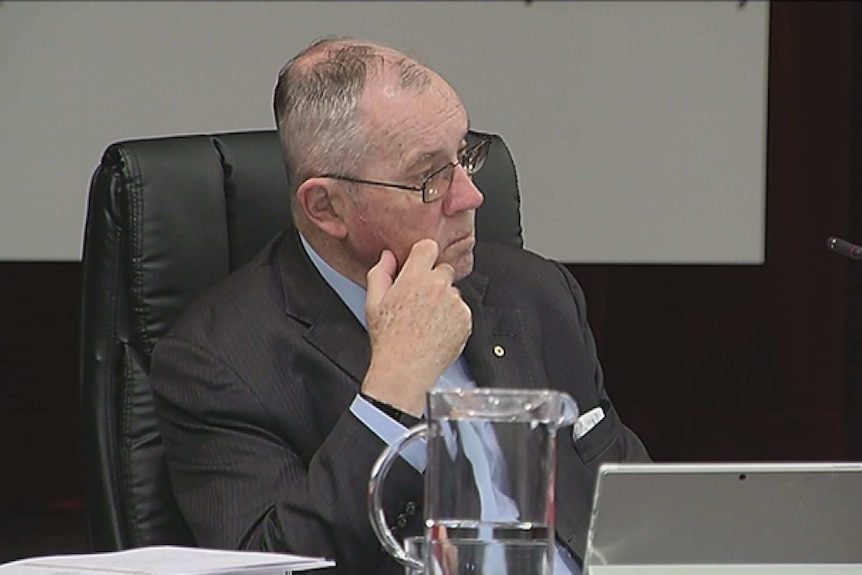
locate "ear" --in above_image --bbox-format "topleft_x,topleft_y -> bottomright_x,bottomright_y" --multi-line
295,178 -> 349,239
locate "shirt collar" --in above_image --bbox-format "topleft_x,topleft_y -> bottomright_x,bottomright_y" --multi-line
299,233 -> 369,330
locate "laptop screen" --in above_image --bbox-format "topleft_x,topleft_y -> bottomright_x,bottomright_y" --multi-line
583,462 -> 862,573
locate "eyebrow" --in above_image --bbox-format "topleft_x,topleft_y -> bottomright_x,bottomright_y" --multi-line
403,128 -> 471,171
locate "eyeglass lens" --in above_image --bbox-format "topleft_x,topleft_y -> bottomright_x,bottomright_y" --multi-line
424,139 -> 489,202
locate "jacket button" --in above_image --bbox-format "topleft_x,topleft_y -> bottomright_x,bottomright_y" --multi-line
396,514 -> 409,529
405,501 -> 417,515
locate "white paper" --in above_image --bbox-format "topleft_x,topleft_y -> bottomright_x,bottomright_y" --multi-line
0,546 -> 334,575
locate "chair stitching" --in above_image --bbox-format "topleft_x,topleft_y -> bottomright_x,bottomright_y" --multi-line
91,151 -> 130,548
119,147 -> 153,354
121,347 -> 143,544
113,146 -> 147,545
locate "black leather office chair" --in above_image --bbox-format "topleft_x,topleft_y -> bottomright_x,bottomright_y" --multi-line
79,129 -> 524,551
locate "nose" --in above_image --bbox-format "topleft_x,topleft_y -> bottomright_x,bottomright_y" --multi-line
442,165 -> 484,215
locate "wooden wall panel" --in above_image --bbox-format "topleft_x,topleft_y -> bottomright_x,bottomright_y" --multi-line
0,263 -> 82,510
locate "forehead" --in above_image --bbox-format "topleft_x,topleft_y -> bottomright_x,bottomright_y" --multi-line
361,71 -> 469,166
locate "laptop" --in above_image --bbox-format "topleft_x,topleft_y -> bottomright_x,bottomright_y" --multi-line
582,462 -> 862,574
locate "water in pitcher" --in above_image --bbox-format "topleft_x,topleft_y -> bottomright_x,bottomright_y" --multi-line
424,416 -> 558,575
424,520 -> 552,575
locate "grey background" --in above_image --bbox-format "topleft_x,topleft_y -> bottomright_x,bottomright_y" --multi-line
0,1 -> 768,262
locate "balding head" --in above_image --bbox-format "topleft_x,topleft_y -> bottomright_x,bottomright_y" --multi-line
273,38 -> 434,216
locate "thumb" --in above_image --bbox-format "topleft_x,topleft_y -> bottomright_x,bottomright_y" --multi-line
366,249 -> 397,309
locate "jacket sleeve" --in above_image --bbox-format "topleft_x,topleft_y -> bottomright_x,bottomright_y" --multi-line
554,260 -> 651,463
151,333 -> 424,575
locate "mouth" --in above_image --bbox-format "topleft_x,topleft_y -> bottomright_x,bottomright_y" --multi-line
447,232 -> 476,250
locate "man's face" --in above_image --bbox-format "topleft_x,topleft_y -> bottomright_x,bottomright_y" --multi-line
340,73 -> 485,282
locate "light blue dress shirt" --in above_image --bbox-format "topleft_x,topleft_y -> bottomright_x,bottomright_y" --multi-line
299,235 -> 579,574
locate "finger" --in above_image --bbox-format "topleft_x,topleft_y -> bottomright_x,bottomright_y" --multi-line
401,238 -> 440,275
434,261 -> 455,284
366,249 -> 397,309
437,527 -> 459,575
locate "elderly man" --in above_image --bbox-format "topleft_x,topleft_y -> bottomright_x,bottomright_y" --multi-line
151,37 -> 649,575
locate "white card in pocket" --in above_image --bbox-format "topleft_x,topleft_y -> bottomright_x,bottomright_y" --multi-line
573,406 -> 605,440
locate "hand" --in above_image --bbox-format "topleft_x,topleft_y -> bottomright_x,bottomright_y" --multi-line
362,239 -> 472,417
431,525 -> 459,575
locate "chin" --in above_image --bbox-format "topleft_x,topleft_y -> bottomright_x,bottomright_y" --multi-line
453,253 -> 475,282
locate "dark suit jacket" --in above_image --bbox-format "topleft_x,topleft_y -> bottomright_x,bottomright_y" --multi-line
151,229 -> 649,575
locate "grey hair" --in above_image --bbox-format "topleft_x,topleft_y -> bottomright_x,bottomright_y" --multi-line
273,37 -> 433,214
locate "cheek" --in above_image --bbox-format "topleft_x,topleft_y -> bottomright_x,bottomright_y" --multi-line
347,204 -> 410,265
346,212 -> 388,264
350,199 -> 446,266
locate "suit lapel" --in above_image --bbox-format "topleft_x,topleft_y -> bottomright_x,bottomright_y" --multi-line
459,271 -> 545,391
277,231 -> 370,385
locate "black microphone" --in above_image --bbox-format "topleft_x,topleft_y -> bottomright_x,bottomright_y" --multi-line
826,236 -> 862,260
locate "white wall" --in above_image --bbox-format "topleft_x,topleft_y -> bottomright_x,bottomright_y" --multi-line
0,1 -> 768,262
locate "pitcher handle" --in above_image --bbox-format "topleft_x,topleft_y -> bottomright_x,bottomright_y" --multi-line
368,422 -> 428,571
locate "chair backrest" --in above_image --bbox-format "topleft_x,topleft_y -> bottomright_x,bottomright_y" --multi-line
79,129 -> 523,551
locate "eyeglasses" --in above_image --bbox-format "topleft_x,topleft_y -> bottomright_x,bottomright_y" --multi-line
319,136 -> 491,204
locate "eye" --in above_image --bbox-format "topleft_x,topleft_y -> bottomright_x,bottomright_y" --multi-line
410,160 -> 438,182
418,167 -> 437,181
417,162 -> 452,185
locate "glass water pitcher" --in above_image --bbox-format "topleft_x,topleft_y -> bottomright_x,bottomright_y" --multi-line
368,388 -> 579,575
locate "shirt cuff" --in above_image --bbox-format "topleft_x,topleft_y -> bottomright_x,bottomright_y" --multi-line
350,394 -> 427,472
